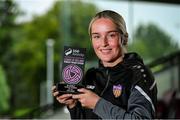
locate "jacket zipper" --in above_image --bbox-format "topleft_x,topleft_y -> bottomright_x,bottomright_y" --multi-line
100,69 -> 110,96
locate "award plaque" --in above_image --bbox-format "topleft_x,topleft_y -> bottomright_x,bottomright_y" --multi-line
56,46 -> 86,94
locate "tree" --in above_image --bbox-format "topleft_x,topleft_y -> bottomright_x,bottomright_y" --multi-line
128,23 -> 179,63
0,65 -> 10,113
0,0 -> 19,60
11,0 -> 98,116
0,0 -> 20,116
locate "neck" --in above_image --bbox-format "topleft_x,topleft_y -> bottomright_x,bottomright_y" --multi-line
102,56 -> 124,67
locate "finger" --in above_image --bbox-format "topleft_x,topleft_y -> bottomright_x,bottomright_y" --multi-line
53,91 -> 59,97
57,95 -> 68,103
51,85 -> 56,90
59,94 -> 72,99
77,88 -> 89,93
65,99 -> 74,104
52,86 -> 57,92
72,94 -> 81,99
57,97 -> 65,104
57,95 -> 74,104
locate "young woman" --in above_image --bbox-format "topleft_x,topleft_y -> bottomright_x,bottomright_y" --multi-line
52,10 -> 157,119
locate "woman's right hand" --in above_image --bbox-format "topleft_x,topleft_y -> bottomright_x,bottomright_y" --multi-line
52,85 -> 77,109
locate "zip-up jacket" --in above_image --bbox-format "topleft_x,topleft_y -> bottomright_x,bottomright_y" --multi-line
68,52 -> 157,119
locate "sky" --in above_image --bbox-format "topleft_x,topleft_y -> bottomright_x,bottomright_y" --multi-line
15,0 -> 180,46
15,0 -> 55,22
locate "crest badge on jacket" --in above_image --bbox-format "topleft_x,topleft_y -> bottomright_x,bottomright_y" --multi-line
113,84 -> 122,98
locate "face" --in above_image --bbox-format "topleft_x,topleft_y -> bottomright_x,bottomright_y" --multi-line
91,18 -> 123,65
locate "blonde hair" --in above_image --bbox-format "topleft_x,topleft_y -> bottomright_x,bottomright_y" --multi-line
88,10 -> 128,48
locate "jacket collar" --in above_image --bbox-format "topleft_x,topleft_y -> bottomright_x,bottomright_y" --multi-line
98,52 -> 144,70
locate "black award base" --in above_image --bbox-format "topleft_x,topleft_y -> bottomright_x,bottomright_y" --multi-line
56,83 -> 84,94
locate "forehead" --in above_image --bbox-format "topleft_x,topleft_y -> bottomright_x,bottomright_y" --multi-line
91,18 -> 117,33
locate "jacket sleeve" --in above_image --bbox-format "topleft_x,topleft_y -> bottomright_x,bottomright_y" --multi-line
93,64 -> 157,119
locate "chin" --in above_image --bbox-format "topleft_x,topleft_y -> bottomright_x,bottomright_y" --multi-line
100,58 -> 112,62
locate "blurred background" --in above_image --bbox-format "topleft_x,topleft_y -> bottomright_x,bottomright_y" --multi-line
0,0 -> 180,119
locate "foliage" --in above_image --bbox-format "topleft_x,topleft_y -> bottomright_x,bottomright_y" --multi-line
1,0 -> 179,118
13,108 -> 32,118
0,0 -> 97,116
0,65 -> 10,112
68,1 -> 98,59
1,0 -> 179,117
10,0 -> 98,113
0,0 -> 20,115
128,23 -> 179,63
0,0 -> 19,60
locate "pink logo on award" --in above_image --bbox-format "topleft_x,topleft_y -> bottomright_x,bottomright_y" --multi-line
63,64 -> 82,84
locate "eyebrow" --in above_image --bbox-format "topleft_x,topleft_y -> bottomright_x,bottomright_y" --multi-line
91,30 -> 119,35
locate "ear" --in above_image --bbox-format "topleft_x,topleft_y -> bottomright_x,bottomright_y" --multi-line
123,33 -> 128,46
121,34 -> 128,46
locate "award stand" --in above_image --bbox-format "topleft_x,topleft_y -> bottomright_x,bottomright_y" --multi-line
56,46 -> 86,94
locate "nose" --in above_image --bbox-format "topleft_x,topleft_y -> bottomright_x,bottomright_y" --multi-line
101,36 -> 108,46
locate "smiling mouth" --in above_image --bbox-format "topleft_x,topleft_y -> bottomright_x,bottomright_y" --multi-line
100,49 -> 111,54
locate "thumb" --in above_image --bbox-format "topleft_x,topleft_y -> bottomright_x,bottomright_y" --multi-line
77,88 -> 88,93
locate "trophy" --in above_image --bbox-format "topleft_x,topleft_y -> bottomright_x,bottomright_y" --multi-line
56,46 -> 86,94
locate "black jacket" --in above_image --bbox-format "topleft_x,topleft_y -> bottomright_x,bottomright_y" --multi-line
68,52 -> 157,119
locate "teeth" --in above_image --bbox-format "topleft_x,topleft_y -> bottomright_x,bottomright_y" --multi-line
101,49 -> 110,53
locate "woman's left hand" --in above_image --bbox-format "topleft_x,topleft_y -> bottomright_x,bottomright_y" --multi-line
72,88 -> 100,109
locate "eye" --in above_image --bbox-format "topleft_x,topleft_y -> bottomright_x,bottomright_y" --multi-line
92,34 -> 101,40
108,32 -> 118,39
